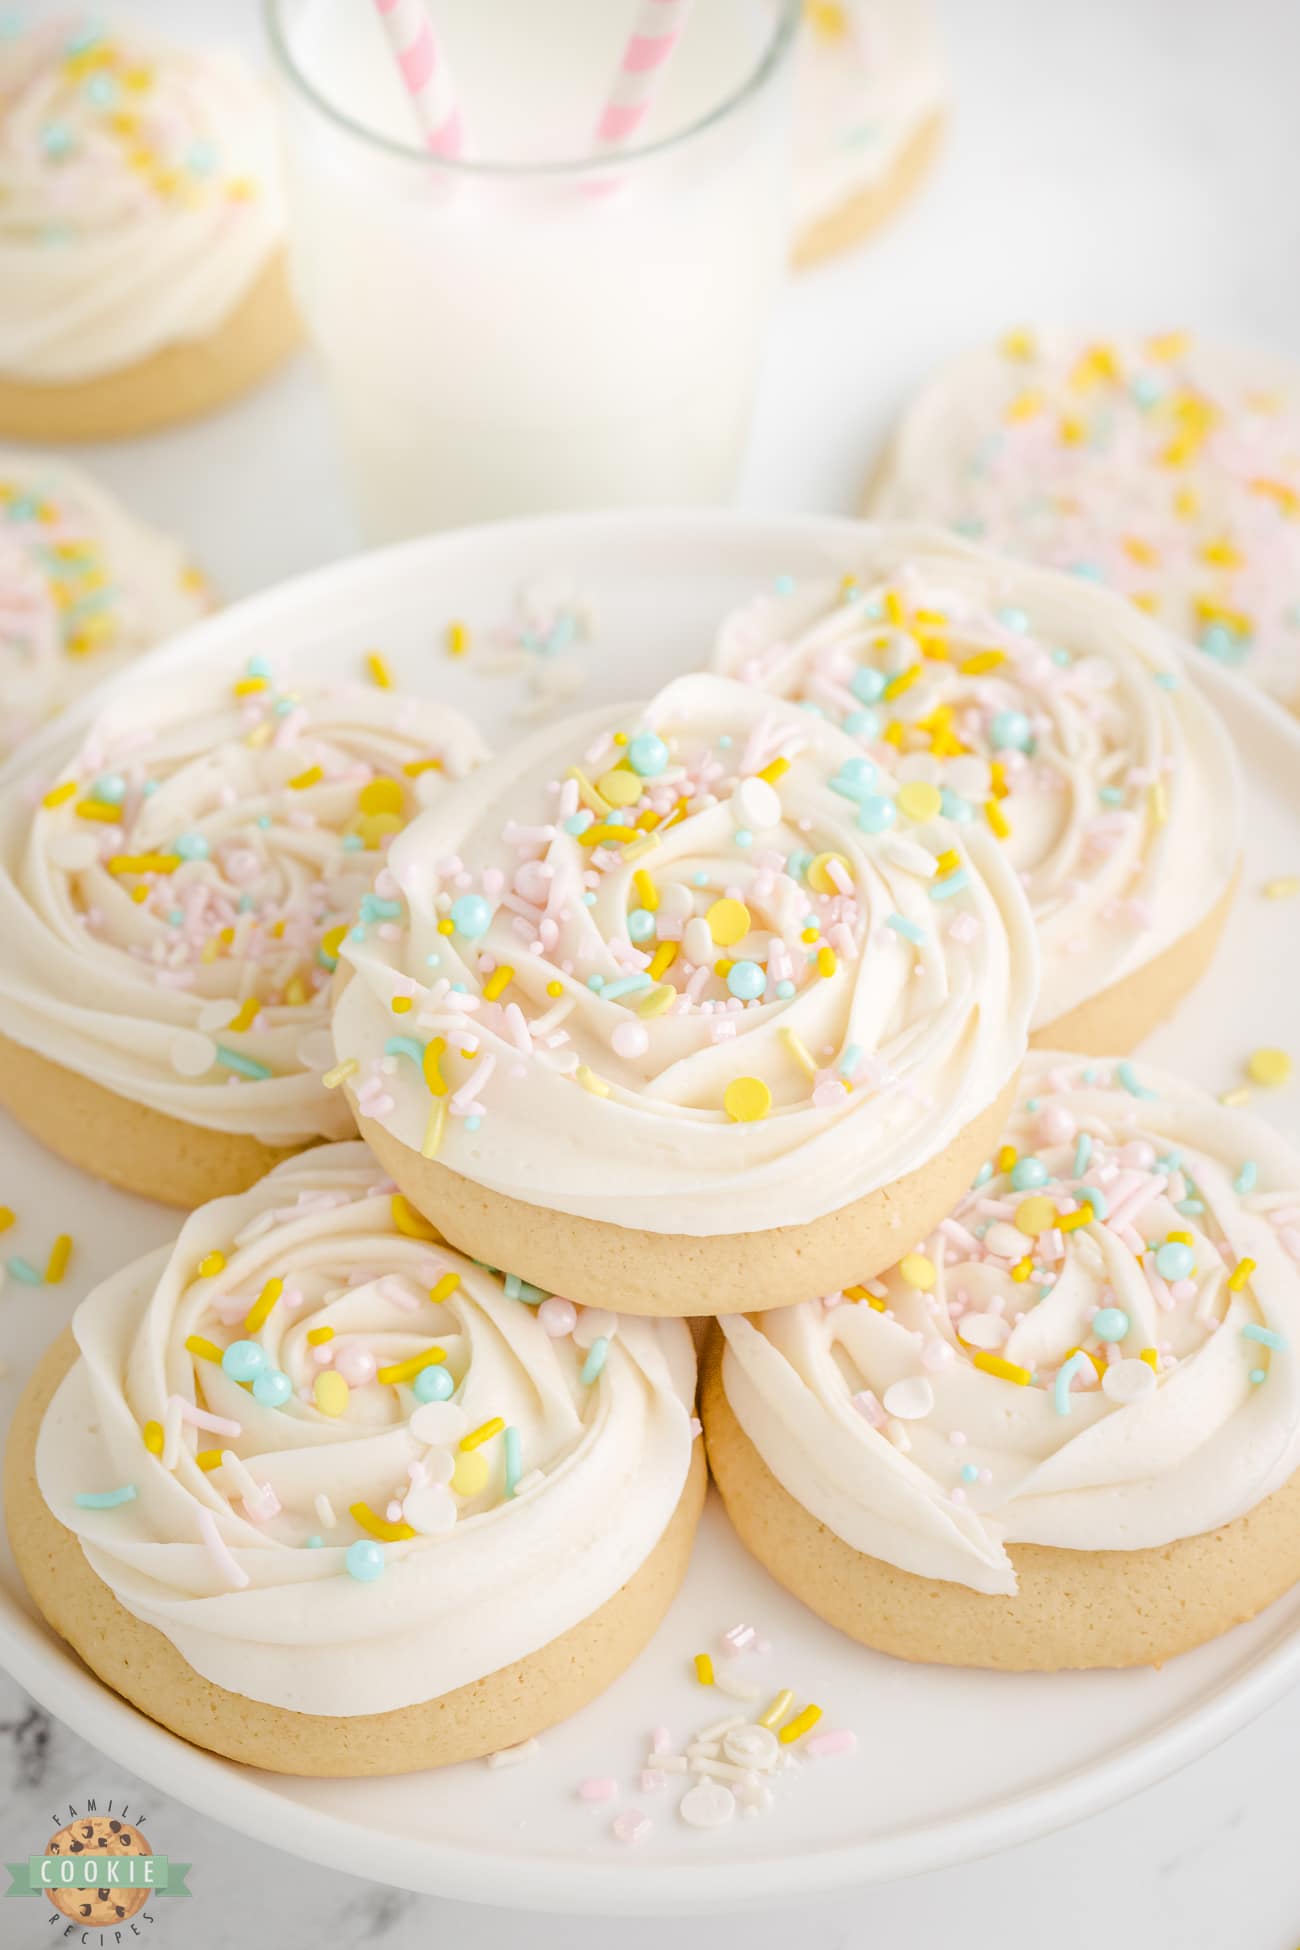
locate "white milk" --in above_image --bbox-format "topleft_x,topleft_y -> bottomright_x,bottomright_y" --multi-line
269,0 -> 798,540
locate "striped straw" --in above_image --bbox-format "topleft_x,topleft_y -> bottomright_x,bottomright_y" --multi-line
372,0 -> 464,159
594,0 -> 695,153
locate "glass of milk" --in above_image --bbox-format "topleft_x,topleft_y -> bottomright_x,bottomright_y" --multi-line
265,0 -> 801,541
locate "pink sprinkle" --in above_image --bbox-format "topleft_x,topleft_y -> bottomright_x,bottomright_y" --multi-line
947,911 -> 979,944
805,1729 -> 857,1759
195,1506 -> 249,1591
651,1724 -> 672,1751
578,1777 -> 618,1803
176,1399 -> 241,1437
640,1769 -> 667,1792
538,1296 -> 577,1337
611,1810 -> 652,1845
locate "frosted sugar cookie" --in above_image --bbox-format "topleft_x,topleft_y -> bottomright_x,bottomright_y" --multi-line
0,656 -> 486,1205
0,15 -> 299,439
5,1144 -> 703,1774
714,528 -> 1239,1054
331,671 -> 1036,1317
0,450 -> 208,759
704,1052 -> 1300,1670
793,1 -> 945,268
867,331 -> 1300,707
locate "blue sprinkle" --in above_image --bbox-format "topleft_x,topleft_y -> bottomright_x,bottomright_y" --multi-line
580,1336 -> 610,1384
1050,647 -> 1073,667
997,606 -> 1030,633
1054,1350 -> 1092,1415
465,1115 -> 482,1132
1078,1185 -> 1109,1220
1155,1151 -> 1182,1174
1201,622 -> 1245,664
425,953 -> 442,970
1174,1199 -> 1205,1216
84,71 -> 118,108
850,665 -> 886,705
414,1364 -> 454,1403
305,1535 -> 324,1549
929,868 -> 970,901
346,1539 -> 385,1582
586,973 -> 605,991
41,122 -> 74,158
504,1273 -> 548,1305
563,810 -> 593,836
185,138 -> 218,177
1116,1060 -> 1155,1100
1010,1157 -> 1048,1191
1235,1161 -> 1258,1195
839,1043 -> 863,1078
627,907 -> 656,943
6,1257 -> 43,1286
1092,1305 -> 1129,1342
1155,1241 -> 1195,1282
216,1046 -> 273,1081
775,979 -> 796,999
74,1485 -> 138,1510
601,972 -> 651,1002
253,1368 -> 292,1408
733,829 -> 753,848
626,732 -> 669,777
1154,671 -> 1179,691
246,654 -> 271,677
256,813 -> 272,829
1069,560 -> 1105,582
786,849 -> 813,882
774,574 -> 796,595
1249,1369 -> 1268,1386
273,697 -> 296,717
1098,785 -> 1125,806
504,1426 -> 522,1496
886,912 -> 925,945
174,831 -> 210,861
450,893 -> 493,938
989,709 -> 1033,753
221,1339 -> 266,1383
830,758 -> 876,803
727,960 -> 766,1001
167,909 -> 184,928
939,789 -> 972,824
1074,1132 -> 1092,1178
858,794 -> 896,834
1242,1323 -> 1287,1351
91,773 -> 126,804
797,700 -> 824,717
1131,374 -> 1163,408
693,871 -> 708,887
581,891 -> 597,906
843,708 -> 880,740
360,894 -> 403,923
384,1035 -> 426,1067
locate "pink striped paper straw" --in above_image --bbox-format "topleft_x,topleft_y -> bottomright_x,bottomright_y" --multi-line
373,0 -> 464,159
595,0 -> 695,153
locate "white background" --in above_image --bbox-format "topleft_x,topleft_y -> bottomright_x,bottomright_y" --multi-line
3,0 -> 1300,1943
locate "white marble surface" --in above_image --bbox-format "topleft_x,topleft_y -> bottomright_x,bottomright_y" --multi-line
4,0 -> 1300,1940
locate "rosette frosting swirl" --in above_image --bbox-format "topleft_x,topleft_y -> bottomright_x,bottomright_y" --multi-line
36,1143 -> 696,1713
867,332 -> 1300,705
0,656 -> 487,1144
332,672 -> 1036,1235
0,449 -> 208,756
721,1052 -> 1300,1593
714,529 -> 1238,1033
0,15 -> 285,381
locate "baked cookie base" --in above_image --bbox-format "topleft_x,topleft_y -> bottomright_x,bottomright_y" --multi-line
350,1071 -> 1021,1318
0,252 -> 300,442
701,1332 -> 1300,1670
1032,866 -> 1239,1057
793,114 -> 945,271
6,1331 -> 708,1777
0,1031 -> 315,1208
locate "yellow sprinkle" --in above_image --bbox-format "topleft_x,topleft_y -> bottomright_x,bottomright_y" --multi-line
1057,1206 -> 1093,1232
1227,1258 -> 1257,1292
232,675 -> 268,696
44,1234 -> 72,1283
323,1057 -> 359,1090
896,780 -> 942,822
883,664 -> 921,701
184,1335 -> 222,1363
899,1252 -> 936,1290
778,1704 -> 823,1746
758,756 -> 790,785
0,1208 -> 12,1233
1011,1257 -> 1034,1282
421,1095 -> 447,1162
801,928 -> 819,944
806,851 -> 851,895
1247,1047 -> 1291,1088
284,975 -> 308,1008
724,1076 -> 771,1123
546,980 -> 564,998
392,1194 -> 439,1239
816,946 -> 837,978
1166,1229 -> 1194,1246
227,996 -> 259,1035
622,834 -> 660,864
1250,476 -> 1300,517
365,651 -> 393,689
74,799 -> 121,822
1140,1346 -> 1159,1371
196,1449 -> 222,1472
780,1027 -> 818,1080
376,1346 -> 446,1384
1000,328 -> 1037,361
598,767 -> 642,808
430,1273 -> 461,1306
1014,1196 -> 1055,1236
359,777 -> 404,817
422,1036 -> 449,1098
566,767 -> 611,815
41,781 -> 77,809
936,849 -> 961,874
844,1284 -> 886,1312
972,1351 -> 1031,1386
694,1653 -> 715,1686
290,765 -> 324,791
883,588 -> 905,626
960,650 -> 1006,676
576,1065 -> 611,1097
451,1450 -> 489,1496
1147,330 -> 1190,364
111,849 -> 179,875
989,760 -> 1010,800
387,994 -> 413,1017
578,823 -> 635,849
243,1277 -> 283,1334
633,869 -> 659,913
402,756 -> 443,778
758,1688 -> 794,1729
478,964 -> 513,1005
985,799 -> 1011,840
142,1420 -> 164,1455
306,1325 -> 335,1346
350,1501 -> 415,1542
637,983 -> 676,1018
1006,389 -> 1044,423
198,1251 -> 226,1279
1201,537 -> 1243,569
314,1371 -> 349,1417
446,621 -> 470,658
646,941 -> 678,985
1220,1087 -> 1253,1107
997,1145 -> 1017,1172
1148,781 -> 1168,827
1264,877 -> 1300,900
714,959 -> 734,981
461,1416 -> 505,1452
707,897 -> 751,946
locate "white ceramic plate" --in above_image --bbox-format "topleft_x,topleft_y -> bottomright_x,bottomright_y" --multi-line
2,512 -> 1298,1915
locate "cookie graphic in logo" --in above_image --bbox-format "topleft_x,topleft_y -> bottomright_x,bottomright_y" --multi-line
43,1816 -> 151,1924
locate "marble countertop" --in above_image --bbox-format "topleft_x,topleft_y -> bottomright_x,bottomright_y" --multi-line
4,0 -> 1300,1941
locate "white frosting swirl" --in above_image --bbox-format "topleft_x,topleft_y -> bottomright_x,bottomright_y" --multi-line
35,1143 -> 696,1714
868,331 -> 1300,706
714,527 -> 1239,1031
0,449 -> 208,757
794,0 -> 946,233
0,15 -> 285,381
0,658 -> 487,1146
721,1052 -> 1300,1593
332,672 -> 1036,1235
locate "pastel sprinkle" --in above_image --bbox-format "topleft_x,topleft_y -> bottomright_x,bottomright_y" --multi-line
74,1485 -> 137,1510
778,1704 -> 823,1745
694,1653 -> 715,1686
580,1336 -> 610,1384
1116,1060 -> 1155,1099
1242,1323 -> 1286,1351
44,1234 -> 72,1283
885,912 -> 925,945
1247,1047 -> 1292,1088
